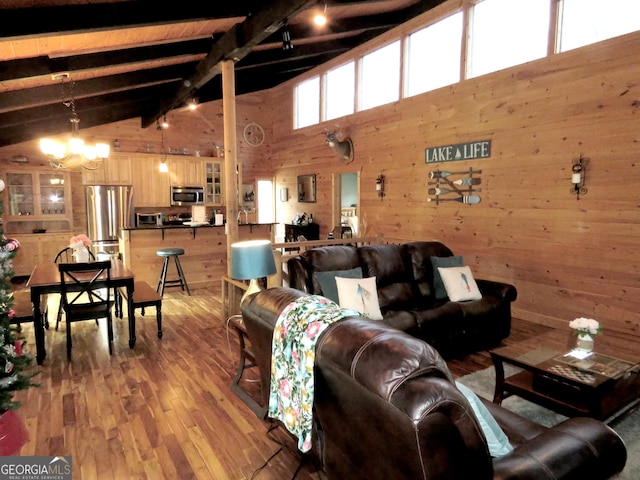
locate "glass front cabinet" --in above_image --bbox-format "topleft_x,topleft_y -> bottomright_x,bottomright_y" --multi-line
205,161 -> 224,205
3,169 -> 72,234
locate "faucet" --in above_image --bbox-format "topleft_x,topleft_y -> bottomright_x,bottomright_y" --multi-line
237,209 -> 248,224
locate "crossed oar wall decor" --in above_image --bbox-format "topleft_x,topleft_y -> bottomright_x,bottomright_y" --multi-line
427,168 -> 482,205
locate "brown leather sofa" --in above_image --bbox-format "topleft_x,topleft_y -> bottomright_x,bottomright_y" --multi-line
241,287 -> 627,480
287,241 -> 517,357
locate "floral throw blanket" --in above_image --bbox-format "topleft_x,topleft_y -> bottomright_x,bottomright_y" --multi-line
268,295 -> 358,452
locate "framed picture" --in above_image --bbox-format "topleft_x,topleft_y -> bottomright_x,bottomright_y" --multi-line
242,184 -> 255,212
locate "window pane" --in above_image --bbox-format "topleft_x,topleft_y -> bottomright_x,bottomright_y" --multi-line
295,77 -> 320,129
325,62 -> 355,120
406,12 -> 463,97
469,0 -> 550,78
560,0 -> 640,52
359,41 -> 401,111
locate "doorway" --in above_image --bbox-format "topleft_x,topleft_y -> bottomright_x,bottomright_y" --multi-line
332,172 -> 359,237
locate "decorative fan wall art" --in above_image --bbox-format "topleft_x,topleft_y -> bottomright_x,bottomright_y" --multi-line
243,122 -> 265,147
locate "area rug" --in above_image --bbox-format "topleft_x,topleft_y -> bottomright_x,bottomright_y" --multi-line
457,365 -> 640,479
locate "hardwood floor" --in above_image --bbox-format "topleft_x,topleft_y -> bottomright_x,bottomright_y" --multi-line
13,286 -> 550,479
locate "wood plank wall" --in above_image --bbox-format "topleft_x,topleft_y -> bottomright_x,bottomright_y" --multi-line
259,28 -> 640,338
1,4 -> 638,339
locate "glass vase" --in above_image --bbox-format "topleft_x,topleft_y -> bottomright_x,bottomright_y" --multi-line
575,332 -> 594,352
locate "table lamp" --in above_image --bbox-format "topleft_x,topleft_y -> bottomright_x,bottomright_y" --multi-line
231,239 -> 277,305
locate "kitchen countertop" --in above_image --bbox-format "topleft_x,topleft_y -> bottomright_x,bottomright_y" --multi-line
123,222 -> 277,231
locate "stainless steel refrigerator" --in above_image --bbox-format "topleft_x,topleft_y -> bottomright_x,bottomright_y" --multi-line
86,185 -> 134,257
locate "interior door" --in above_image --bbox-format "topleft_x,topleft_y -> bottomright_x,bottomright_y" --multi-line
332,172 -> 359,236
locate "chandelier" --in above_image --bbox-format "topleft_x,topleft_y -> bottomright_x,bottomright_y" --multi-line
39,74 -> 110,170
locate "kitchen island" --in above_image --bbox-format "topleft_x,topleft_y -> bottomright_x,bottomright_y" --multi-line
120,223 -> 275,289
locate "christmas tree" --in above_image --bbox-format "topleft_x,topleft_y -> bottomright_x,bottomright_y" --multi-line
0,199 -> 38,412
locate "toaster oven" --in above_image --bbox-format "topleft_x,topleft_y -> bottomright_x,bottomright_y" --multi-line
136,212 -> 163,226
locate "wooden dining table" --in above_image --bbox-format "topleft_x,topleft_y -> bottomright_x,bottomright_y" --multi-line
27,258 -> 136,365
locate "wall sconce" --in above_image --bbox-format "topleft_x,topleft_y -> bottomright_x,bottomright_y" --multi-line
376,174 -> 385,199
570,155 -> 588,199
279,188 -> 288,202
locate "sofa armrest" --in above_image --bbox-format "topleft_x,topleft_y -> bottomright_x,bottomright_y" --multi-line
492,416 -> 626,480
287,256 -> 312,293
476,279 -> 517,302
241,287 -> 310,411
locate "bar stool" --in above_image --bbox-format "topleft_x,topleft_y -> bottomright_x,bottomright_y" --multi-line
156,248 -> 191,296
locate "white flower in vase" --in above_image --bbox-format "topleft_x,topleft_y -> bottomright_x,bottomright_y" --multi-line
569,317 -> 602,337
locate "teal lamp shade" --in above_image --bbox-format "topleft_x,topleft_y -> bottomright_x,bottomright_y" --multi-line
231,239 -> 277,304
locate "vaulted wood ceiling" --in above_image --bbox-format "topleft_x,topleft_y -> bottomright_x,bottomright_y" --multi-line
0,0 -> 445,148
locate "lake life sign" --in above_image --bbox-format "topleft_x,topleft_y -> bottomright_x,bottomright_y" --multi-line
425,140 -> 491,163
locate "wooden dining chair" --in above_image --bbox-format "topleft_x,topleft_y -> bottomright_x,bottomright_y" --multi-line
54,246 -> 96,331
58,260 -> 113,360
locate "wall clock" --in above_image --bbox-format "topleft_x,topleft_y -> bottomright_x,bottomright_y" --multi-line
243,122 -> 265,147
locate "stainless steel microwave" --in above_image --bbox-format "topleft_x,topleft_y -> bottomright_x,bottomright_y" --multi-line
171,186 -> 205,206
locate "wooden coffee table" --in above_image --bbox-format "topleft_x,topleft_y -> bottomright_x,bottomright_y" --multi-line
490,330 -> 640,421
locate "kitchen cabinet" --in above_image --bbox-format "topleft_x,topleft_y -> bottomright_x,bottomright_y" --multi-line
130,154 -> 170,207
205,161 -> 224,205
126,154 -> 222,207
2,169 -> 72,235
169,156 -> 205,187
81,153 -> 132,185
10,233 -> 70,277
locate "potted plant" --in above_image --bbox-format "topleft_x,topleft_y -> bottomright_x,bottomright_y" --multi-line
0,198 -> 39,455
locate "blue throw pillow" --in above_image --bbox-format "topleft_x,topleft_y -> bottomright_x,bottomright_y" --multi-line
430,256 -> 463,300
455,381 -> 514,457
314,267 -> 363,303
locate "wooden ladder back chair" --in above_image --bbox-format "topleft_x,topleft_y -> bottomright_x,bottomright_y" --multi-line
54,246 -> 96,331
58,260 -> 113,360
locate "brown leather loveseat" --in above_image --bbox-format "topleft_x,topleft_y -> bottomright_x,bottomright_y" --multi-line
241,287 -> 627,480
287,241 -> 517,357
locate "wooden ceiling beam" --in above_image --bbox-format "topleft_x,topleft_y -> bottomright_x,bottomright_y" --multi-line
141,0 -> 321,127
196,51 -> 341,103
0,0 -> 391,40
0,64 -> 196,113
0,39 -> 213,83
0,85 -> 177,147
236,39 -> 350,69
0,3 -> 252,39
